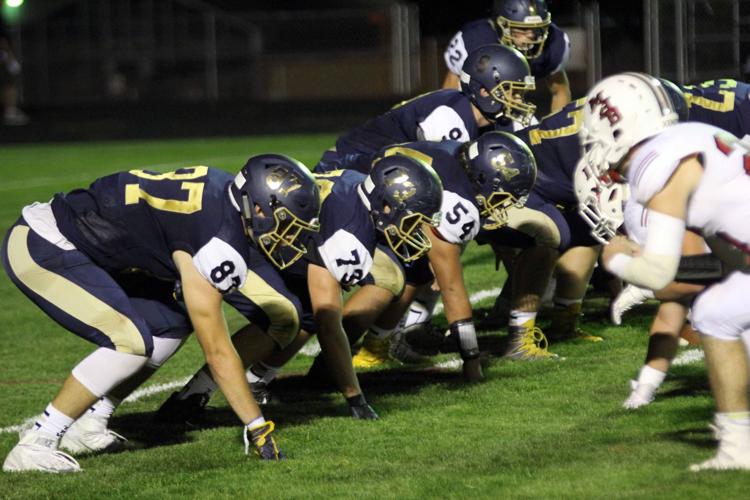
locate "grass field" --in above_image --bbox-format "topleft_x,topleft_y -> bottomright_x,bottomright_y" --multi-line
0,135 -> 745,499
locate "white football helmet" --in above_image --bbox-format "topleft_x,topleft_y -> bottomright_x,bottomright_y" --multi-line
580,72 -> 678,179
574,158 -> 628,244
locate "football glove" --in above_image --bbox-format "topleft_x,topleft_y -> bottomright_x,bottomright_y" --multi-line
244,420 -> 284,461
346,394 -> 379,420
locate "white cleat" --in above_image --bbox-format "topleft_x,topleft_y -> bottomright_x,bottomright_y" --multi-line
689,451 -> 750,472
622,380 -> 656,410
3,429 -> 81,473
60,412 -> 127,455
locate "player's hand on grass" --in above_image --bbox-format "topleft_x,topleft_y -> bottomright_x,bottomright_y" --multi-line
244,421 -> 284,460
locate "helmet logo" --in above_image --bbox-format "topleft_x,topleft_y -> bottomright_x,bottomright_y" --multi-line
266,167 -> 302,196
491,151 -> 520,181
589,92 -> 622,126
386,172 -> 417,203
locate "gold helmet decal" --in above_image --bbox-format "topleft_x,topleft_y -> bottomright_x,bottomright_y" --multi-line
266,166 -> 302,197
386,172 -> 417,203
491,150 -> 520,181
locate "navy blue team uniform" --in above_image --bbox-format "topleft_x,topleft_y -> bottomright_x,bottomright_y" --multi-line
375,141 -> 483,285
480,97 -> 597,250
2,166 -> 303,356
274,169 -> 404,334
316,90 -> 479,173
444,19 -> 569,81
683,79 -> 750,138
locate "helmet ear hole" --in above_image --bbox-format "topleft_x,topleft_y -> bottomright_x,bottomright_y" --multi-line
613,129 -> 622,139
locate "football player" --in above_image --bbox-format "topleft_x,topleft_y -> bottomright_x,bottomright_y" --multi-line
315,43 -> 535,174
443,0 -> 571,113
157,155 -> 444,419
1,154 -> 321,472
473,96 -> 607,360
349,132 -> 536,377
585,72 -> 750,471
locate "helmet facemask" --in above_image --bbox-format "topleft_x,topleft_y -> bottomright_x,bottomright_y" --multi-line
487,76 -> 536,125
496,14 -> 551,59
382,208 -> 440,263
574,159 -> 627,244
476,190 -> 517,230
240,193 -> 320,270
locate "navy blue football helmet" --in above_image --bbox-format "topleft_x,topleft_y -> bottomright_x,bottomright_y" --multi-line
460,44 -> 536,126
460,131 -> 537,229
659,78 -> 689,122
493,0 -> 551,59
359,155 -> 443,262
231,154 -> 320,269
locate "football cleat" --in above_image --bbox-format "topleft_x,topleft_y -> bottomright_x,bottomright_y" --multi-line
244,421 -> 284,461
251,381 -> 273,406
546,303 -> 603,342
352,333 -> 393,368
478,295 -> 511,330
389,330 -> 432,365
154,391 -> 210,425
622,379 -> 657,410
3,429 -> 81,473
610,284 -> 654,326
347,394 -> 379,420
690,451 -> 750,472
60,412 -> 127,455
503,321 -> 558,360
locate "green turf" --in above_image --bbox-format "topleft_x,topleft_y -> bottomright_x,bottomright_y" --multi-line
0,136 -> 743,499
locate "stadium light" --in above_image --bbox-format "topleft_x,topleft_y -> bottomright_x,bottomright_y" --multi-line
6,0 -> 24,7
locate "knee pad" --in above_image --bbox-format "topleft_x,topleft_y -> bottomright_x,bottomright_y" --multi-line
146,336 -> 187,369
72,348 -> 148,397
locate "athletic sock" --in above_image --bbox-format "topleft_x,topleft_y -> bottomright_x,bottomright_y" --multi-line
636,364 -> 666,387
88,395 -> 120,420
176,368 -> 218,400
34,404 -> 75,440
509,310 -> 536,328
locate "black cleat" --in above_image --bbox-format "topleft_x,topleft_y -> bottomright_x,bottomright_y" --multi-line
154,391 -> 210,425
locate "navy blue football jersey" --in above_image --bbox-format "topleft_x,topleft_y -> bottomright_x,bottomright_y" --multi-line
443,19 -> 570,80
303,169 -> 379,287
514,97 -> 586,206
684,79 -> 750,138
51,166 -> 249,293
335,90 -> 479,158
377,141 -> 481,244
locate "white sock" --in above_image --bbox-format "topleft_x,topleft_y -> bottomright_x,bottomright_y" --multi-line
636,365 -> 666,387
88,395 -> 120,420
246,415 -> 266,429
177,368 -> 218,400
247,362 -> 280,385
509,311 -> 536,327
34,404 -> 75,439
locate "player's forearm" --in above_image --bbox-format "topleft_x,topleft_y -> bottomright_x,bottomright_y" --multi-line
205,347 -> 262,424
315,308 -> 362,398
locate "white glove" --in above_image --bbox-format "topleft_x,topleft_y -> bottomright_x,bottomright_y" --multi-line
610,284 -> 655,325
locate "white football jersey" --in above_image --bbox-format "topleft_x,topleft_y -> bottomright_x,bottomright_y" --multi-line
317,228 -> 374,287
629,122 -> 750,249
193,237 -> 248,294
417,105 -> 472,143
436,190 -> 481,244
622,199 -> 647,246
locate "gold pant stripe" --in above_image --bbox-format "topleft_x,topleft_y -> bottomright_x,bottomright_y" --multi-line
504,206 -> 561,249
7,225 -> 147,355
369,248 -> 405,296
238,269 -> 299,348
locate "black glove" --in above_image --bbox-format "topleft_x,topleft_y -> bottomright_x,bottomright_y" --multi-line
244,420 -> 284,460
347,394 -> 379,420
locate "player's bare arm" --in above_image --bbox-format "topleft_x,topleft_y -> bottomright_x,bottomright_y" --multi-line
307,262 -> 363,399
173,250 -> 262,425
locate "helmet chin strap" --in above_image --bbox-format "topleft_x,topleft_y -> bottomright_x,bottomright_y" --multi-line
241,192 -> 255,240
